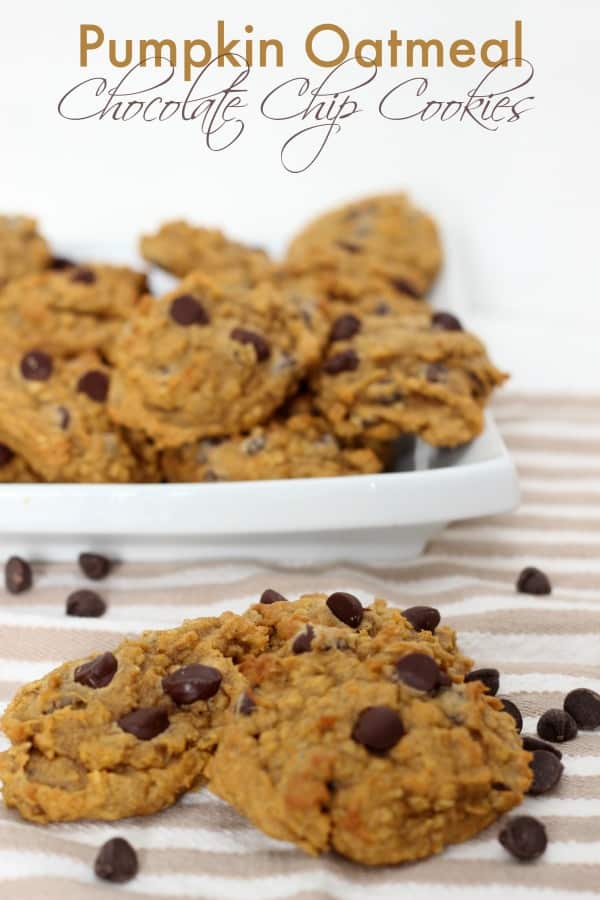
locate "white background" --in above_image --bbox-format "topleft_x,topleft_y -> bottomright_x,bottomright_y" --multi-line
1,0 -> 599,389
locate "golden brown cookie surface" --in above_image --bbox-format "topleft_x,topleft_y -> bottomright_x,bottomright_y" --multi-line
0,215 -> 51,288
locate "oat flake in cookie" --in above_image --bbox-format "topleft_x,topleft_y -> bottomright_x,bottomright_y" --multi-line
108,272 -> 328,448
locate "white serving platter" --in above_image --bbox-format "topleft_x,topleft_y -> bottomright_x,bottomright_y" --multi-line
0,241 -> 519,563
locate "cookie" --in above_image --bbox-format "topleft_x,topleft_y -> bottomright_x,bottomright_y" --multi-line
0,215 -> 51,288
161,411 -> 382,482
0,612 -> 269,823
108,273 -> 328,448
208,595 -> 531,865
286,193 -> 443,298
0,264 -> 147,357
310,308 -> 506,446
140,220 -> 273,287
0,351 -> 138,482
0,443 -> 37,483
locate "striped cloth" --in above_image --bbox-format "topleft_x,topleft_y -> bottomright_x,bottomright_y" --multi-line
0,391 -> 599,899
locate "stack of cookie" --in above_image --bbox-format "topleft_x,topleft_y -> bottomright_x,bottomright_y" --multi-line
0,592 -> 532,865
0,196 -> 505,483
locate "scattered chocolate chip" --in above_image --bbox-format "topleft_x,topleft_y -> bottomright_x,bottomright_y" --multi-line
77,370 -> 109,403
336,240 -> 361,254
465,667 -> 500,696
431,311 -> 463,331
499,816 -> 547,861
57,406 -> 70,429
78,552 -> 111,580
330,314 -> 361,342
118,707 -> 169,740
0,443 -> 14,467
323,349 -> 359,375
162,664 -> 222,705
528,748 -> 564,795
522,735 -> 563,759
492,782 -> 510,791
426,363 -> 448,383
74,652 -> 118,689
389,277 -> 422,298
260,588 -> 288,605
238,692 -> 256,715
230,327 -> 271,362
516,566 -> 552,595
169,294 -> 210,326
70,267 -> 96,285
20,350 -> 53,381
66,589 -> 106,618
50,256 -> 75,271
292,624 -> 315,654
395,653 -> 441,692
402,606 -> 440,633
326,591 -> 364,628
564,688 -> 600,730
537,708 -> 577,743
499,697 -> 523,733
94,837 -> 138,883
352,706 -> 405,753
5,556 -> 32,594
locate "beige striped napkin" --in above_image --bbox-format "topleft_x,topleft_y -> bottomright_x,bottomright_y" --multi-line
0,391 -> 598,899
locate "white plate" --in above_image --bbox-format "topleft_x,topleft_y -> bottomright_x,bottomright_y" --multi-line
0,242 -> 518,563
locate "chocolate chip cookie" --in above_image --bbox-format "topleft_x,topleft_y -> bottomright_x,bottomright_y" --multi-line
0,443 -> 37,483
0,612 -> 269,823
0,215 -> 51,288
0,351 -> 138,482
108,273 -> 328,448
0,264 -> 146,357
208,595 -> 531,865
310,307 -> 506,446
286,193 -> 443,299
140,220 -> 273,287
161,411 -> 382,482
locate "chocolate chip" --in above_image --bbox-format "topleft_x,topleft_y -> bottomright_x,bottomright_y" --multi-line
522,735 -> 563,759
292,624 -> 315,654
50,256 -> 75,271
0,443 -> 14,467
77,370 -> 109,403
66,589 -> 106,618
537,708 -> 577,743
330,314 -> 361,342
336,240 -> 361,254
492,782 -> 510,791
352,706 -> 404,753
70,267 -> 96,285
94,837 -> 138,883
465,667 -> 500,696
74,652 -> 118,689
326,591 -> 364,628
499,697 -> 523,733
499,816 -> 548,861
323,349 -> 359,375
237,692 -> 256,715
431,311 -> 463,331
374,302 -> 390,315
516,566 -> 552,595
260,588 -> 288,605
402,606 -> 440,633
57,406 -> 70,429
230,327 -> 271,362
389,277 -> 422,298
395,653 -> 441,692
426,363 -> 448,383
564,688 -> 600,730
528,748 -> 564,795
78,552 -> 111,580
118,707 -> 169,740
20,350 -> 53,381
5,556 -> 32,594
169,294 -> 210,326
162,664 -> 222,705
